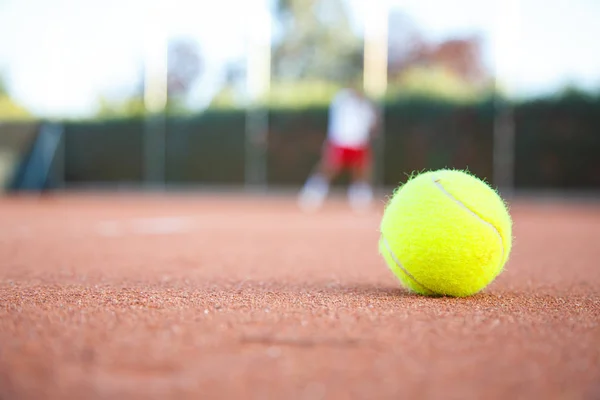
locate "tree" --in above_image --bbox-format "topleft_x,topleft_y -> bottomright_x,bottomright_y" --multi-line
387,11 -> 425,67
271,0 -> 362,83
209,0 -> 362,109
167,37 -> 203,99
385,12 -> 492,101
0,73 -> 32,120
94,37 -> 203,117
0,74 -> 7,95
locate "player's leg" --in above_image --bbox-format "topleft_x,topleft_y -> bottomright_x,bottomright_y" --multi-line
298,141 -> 342,211
347,146 -> 374,212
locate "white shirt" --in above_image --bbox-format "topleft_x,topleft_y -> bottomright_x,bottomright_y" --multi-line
327,89 -> 377,148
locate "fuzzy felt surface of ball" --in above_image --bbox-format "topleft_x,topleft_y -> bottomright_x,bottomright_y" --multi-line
379,169 -> 513,297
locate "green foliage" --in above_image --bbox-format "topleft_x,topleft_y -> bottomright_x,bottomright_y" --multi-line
266,80 -> 341,108
95,95 -> 146,119
209,86 -> 242,109
0,96 -> 33,121
211,64 -> 501,111
271,0 -> 362,83
94,94 -> 191,119
0,75 -> 33,121
209,80 -> 341,110
554,84 -> 597,102
0,75 -> 7,95
387,66 -> 495,103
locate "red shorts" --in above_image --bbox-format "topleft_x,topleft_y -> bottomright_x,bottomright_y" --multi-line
324,141 -> 370,170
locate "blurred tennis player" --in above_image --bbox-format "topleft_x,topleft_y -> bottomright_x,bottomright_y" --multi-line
298,84 -> 380,212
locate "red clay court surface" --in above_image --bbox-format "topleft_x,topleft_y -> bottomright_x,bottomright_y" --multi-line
0,192 -> 599,400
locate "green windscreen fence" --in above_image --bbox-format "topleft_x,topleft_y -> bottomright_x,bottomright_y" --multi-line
64,119 -> 144,183
54,94 -> 600,191
514,96 -> 600,189
165,111 -> 245,184
0,122 -> 41,191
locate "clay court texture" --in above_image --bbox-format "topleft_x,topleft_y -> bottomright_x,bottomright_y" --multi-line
0,191 -> 599,400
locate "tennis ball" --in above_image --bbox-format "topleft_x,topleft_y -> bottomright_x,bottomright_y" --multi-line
379,169 -> 512,297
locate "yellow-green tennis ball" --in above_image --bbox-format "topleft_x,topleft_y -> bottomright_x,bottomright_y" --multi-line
379,169 -> 513,297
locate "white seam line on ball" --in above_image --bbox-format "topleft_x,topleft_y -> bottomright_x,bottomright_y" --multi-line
432,177 -> 505,262
382,237 -> 436,294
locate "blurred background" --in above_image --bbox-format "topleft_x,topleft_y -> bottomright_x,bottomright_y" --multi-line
0,0 -> 599,197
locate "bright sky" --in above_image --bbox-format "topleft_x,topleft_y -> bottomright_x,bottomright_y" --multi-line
0,0 -> 599,117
